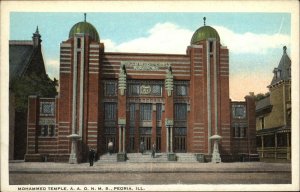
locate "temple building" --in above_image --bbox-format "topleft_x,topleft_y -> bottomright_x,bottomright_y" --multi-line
256,46 -> 291,160
24,16 -> 256,162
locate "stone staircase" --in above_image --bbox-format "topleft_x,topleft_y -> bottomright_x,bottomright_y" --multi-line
176,153 -> 198,163
98,153 -> 117,163
127,153 -> 168,163
97,153 -> 198,163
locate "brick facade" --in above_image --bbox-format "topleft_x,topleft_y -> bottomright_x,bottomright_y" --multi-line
25,20 -> 256,162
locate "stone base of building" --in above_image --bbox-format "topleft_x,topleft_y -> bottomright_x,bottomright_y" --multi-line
168,153 -> 177,161
117,153 -> 127,162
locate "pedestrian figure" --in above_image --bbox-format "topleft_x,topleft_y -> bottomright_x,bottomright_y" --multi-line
140,141 -> 145,154
108,140 -> 113,155
151,143 -> 156,158
88,148 -> 95,166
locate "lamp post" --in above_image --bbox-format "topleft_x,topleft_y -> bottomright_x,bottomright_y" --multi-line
210,134 -> 222,163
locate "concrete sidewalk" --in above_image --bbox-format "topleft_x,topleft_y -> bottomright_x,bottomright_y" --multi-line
9,161 -> 291,174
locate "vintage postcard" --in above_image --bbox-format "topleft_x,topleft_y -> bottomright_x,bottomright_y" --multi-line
1,0 -> 299,191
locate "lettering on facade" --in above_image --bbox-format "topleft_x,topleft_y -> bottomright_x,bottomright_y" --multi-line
121,61 -> 171,71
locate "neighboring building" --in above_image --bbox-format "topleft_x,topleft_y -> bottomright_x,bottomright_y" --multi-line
256,46 -> 291,160
9,27 -> 57,160
231,94 -> 257,159
25,17 -> 256,162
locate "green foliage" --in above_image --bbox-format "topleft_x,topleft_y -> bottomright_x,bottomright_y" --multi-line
11,72 -> 58,112
254,92 -> 270,101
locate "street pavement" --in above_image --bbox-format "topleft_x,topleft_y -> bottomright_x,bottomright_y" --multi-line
8,161 -> 292,185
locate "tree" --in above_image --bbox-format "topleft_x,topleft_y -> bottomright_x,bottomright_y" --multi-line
11,72 -> 58,112
254,92 -> 270,101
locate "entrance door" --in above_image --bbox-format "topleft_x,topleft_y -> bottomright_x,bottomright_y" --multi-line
105,136 -> 116,153
174,127 -> 187,152
140,136 -> 151,151
174,136 -> 186,152
139,127 -> 152,151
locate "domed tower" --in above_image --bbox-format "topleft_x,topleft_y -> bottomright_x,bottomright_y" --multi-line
58,14 -> 103,163
187,17 -> 231,157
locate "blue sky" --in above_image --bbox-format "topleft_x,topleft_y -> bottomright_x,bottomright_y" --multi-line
10,12 -> 291,100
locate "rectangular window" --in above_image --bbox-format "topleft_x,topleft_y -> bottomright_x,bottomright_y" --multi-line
105,127 -> 116,134
140,104 -> 152,121
176,85 -> 188,96
232,104 -> 246,119
156,103 -> 162,121
260,117 -> 265,129
40,102 -> 55,116
233,123 -> 247,138
129,103 -> 135,122
105,81 -> 117,96
129,84 -> 139,96
104,103 -> 117,121
174,103 -> 187,121
209,41 -> 213,53
77,38 -> 81,48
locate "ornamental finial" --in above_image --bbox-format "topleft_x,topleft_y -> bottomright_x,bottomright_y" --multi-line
203,17 -> 206,26
283,46 -> 287,54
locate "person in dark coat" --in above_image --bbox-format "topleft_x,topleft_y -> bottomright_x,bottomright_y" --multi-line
140,141 -> 145,154
151,143 -> 156,158
88,148 -> 95,166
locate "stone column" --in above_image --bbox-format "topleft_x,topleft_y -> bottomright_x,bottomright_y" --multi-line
123,126 -> 126,152
287,132 -> 290,160
166,126 -> 169,153
261,135 -> 264,158
119,126 -> 122,153
170,126 -> 173,153
275,133 -> 277,159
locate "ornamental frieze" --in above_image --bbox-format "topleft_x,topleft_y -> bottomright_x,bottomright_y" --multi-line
121,61 -> 171,71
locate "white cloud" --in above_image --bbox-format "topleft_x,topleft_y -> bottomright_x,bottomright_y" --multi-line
103,22 -> 193,54
214,25 -> 290,54
45,59 -> 59,80
103,22 -> 290,55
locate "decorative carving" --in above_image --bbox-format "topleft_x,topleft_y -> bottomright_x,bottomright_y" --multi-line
165,118 -> 174,127
121,61 -> 170,71
40,102 -> 55,116
140,85 -> 152,95
39,118 -> 55,125
118,118 -> 126,125
118,64 -> 127,95
165,66 -> 174,97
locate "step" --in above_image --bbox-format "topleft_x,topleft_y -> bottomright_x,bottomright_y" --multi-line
97,153 -> 199,163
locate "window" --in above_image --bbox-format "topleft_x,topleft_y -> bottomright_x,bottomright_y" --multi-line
129,84 -> 139,96
209,41 -> 213,53
174,81 -> 189,96
40,102 -> 55,116
40,125 -> 55,137
232,105 -> 246,119
140,104 -> 152,121
259,117 -> 265,129
174,103 -> 187,121
105,127 -> 116,134
277,70 -> 281,78
77,38 -> 81,48
232,123 -> 247,138
156,103 -> 162,121
175,127 -> 187,135
176,85 -> 188,96
129,103 -> 135,122
104,103 -> 117,121
104,81 -> 117,96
